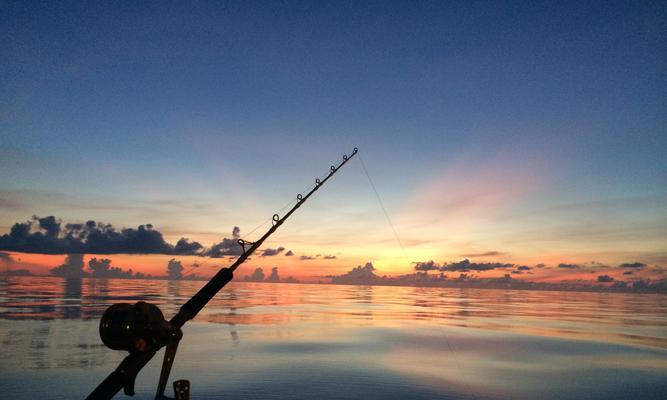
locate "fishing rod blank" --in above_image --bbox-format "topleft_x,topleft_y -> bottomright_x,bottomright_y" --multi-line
86,148 -> 358,400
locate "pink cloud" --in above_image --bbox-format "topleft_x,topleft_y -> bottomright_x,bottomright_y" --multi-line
400,159 -> 541,226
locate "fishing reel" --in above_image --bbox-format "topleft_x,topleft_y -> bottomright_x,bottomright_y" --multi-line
88,148 -> 359,400
99,301 -> 189,399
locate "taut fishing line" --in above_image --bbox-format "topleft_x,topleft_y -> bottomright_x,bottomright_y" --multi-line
356,151 -> 477,400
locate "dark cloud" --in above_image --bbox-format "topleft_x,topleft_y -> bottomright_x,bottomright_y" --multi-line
300,255 -> 315,260
167,258 -> 184,280
459,251 -> 506,258
240,267 -> 292,283
37,216 -> 60,238
89,258 -> 112,276
244,267 -> 265,282
323,255 -> 336,259
266,267 -> 280,282
0,252 -> 12,262
202,227 -> 243,258
414,260 -> 440,271
516,265 -> 532,271
262,247 -> 285,257
413,259 -> 515,272
623,270 -> 634,275
558,263 -> 581,269
619,262 -> 646,269
441,259 -> 514,272
89,257 -> 133,278
203,239 -> 243,257
0,215 -> 204,255
330,262 -> 380,285
174,238 -> 203,255
51,254 -> 87,278
285,250 -> 294,256
597,275 -> 614,282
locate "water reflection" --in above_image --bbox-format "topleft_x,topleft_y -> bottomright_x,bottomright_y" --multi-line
0,276 -> 666,399
2,277 -> 666,347
63,278 -> 82,319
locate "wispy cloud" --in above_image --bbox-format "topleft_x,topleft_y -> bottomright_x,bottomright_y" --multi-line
619,262 -> 646,269
261,247 -> 285,257
459,251 -> 506,258
558,263 -> 581,269
401,159 -> 539,227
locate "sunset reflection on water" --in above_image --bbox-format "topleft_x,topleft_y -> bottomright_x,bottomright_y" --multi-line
1,276 -> 666,399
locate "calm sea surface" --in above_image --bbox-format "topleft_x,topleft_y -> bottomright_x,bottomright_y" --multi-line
0,276 -> 666,399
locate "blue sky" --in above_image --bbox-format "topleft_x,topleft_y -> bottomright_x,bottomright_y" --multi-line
1,1 -> 665,279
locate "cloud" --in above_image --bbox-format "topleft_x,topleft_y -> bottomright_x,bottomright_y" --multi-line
202,227 -> 243,258
597,275 -> 615,282
300,255 -> 315,260
51,254 -> 87,278
623,271 -> 634,275
413,259 -> 515,273
402,159 -> 539,228
414,260 -> 441,271
330,262 -> 380,284
323,255 -> 336,259
558,263 -> 581,269
266,267 -> 280,282
243,267 -> 265,282
0,215 -> 204,255
37,215 -> 60,238
174,238 -> 204,255
0,252 -> 12,262
459,251 -> 506,258
261,247 -> 285,257
167,258 -> 184,280
619,262 -> 646,269
516,265 -> 532,271
89,257 -> 134,279
0,218 -> 289,260
441,259 -> 514,272
285,250 -> 294,256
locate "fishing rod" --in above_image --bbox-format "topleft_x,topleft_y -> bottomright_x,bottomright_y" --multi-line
86,148 -> 358,400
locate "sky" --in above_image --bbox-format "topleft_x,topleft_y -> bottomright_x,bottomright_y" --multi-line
1,1 -> 666,284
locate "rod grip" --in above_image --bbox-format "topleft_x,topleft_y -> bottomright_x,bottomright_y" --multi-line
170,268 -> 234,327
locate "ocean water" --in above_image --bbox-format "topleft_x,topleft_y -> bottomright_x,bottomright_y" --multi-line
0,276 -> 666,399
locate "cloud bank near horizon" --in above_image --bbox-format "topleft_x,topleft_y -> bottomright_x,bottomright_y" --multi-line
0,216 -> 279,258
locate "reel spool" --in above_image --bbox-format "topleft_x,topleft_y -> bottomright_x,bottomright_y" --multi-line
100,301 -> 182,353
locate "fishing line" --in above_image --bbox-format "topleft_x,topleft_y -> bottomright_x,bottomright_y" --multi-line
241,162 -> 335,242
181,263 -> 220,279
187,165 -> 339,278
358,152 -> 477,400
241,178 -> 321,241
357,153 -> 409,264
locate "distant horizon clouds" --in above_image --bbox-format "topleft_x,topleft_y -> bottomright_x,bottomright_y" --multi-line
1,1 -> 665,283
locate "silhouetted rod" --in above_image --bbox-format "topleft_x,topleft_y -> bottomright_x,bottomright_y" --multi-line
86,147 -> 357,400
172,147 -> 358,328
